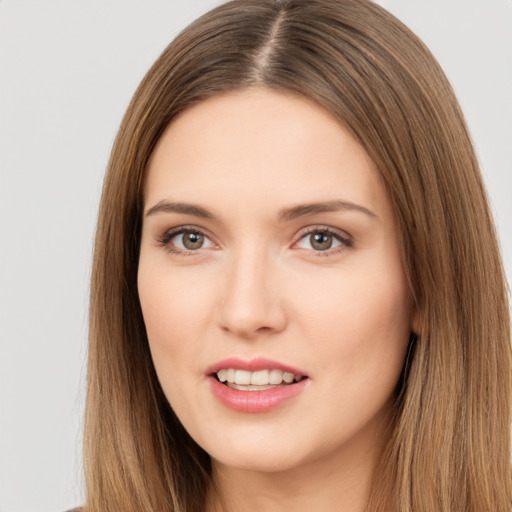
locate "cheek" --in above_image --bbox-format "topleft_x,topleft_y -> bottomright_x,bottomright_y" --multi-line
292,261 -> 411,379
137,260 -> 216,382
286,266 -> 411,448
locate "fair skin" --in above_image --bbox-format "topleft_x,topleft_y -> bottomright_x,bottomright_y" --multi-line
138,88 -> 417,512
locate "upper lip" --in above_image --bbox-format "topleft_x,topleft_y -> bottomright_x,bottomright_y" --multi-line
205,357 -> 308,377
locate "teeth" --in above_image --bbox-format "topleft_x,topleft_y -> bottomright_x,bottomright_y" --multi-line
269,369 -> 283,385
251,369 -> 269,385
229,383 -> 277,391
234,369 -> 251,385
282,372 -> 294,383
215,368 -> 303,386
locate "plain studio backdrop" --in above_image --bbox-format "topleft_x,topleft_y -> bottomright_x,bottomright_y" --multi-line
0,1 -> 510,511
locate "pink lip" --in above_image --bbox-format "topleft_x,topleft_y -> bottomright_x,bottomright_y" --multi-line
208,376 -> 308,413
205,357 -> 309,414
205,357 -> 307,376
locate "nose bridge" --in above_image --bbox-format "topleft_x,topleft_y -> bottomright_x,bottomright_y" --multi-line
218,241 -> 286,338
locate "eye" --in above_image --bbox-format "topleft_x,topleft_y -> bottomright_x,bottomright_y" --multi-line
175,231 -> 207,250
294,228 -> 351,253
158,228 -> 215,253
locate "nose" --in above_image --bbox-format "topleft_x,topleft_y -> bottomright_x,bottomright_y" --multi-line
217,245 -> 288,340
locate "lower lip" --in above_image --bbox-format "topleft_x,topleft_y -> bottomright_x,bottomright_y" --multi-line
208,377 -> 308,413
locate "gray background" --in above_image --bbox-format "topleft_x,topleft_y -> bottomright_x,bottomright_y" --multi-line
0,1 -> 510,511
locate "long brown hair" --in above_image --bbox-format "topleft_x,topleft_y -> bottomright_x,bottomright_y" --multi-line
85,1 -> 511,510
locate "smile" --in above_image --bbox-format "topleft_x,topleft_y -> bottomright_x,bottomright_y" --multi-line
216,368 -> 304,390
207,358 -> 309,413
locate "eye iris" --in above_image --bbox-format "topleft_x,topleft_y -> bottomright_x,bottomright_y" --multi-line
311,232 -> 332,250
182,232 -> 204,250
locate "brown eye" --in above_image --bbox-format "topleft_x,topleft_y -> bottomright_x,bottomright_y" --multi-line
295,228 -> 348,254
165,229 -> 215,252
180,231 -> 205,250
310,232 -> 333,251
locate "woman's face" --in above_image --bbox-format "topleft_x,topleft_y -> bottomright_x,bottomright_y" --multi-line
138,88 -> 416,474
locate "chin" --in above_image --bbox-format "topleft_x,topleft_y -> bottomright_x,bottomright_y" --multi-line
203,433 -> 310,474
212,450 -> 305,474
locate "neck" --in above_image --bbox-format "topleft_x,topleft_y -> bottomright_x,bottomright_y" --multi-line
206,461 -> 370,512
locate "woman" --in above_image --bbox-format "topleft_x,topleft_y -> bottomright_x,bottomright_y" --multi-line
83,0 -> 511,511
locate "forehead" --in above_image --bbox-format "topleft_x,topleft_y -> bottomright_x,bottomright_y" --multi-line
144,88 -> 388,218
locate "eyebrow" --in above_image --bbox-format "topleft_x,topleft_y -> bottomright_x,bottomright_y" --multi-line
278,200 -> 378,222
145,200 -> 218,220
145,199 -> 378,221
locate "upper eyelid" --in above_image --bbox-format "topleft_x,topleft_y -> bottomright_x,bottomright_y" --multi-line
294,225 -> 352,241
161,225 -> 214,239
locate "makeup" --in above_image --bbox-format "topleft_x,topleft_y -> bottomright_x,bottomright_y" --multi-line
207,358 -> 308,413
138,88 -> 413,474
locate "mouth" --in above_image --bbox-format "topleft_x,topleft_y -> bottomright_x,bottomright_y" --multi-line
206,358 -> 309,412
214,368 -> 306,391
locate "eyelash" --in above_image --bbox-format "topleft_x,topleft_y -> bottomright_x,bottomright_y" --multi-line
156,225 -> 215,256
156,225 -> 353,257
294,226 -> 353,257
